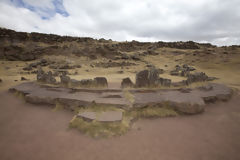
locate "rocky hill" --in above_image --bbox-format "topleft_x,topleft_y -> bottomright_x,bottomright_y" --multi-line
0,27 -> 234,61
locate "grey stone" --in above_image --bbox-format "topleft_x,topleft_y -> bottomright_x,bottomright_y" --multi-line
121,77 -> 134,88
94,77 -> 108,87
60,74 -> 70,85
157,78 -> 171,87
136,70 -> 149,87
21,77 -> 27,81
170,70 -> 180,76
10,82 -> 232,114
36,68 -> 56,84
80,79 -> 94,86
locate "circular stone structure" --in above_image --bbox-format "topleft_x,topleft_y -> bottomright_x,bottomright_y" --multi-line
9,82 -> 233,114
77,111 -> 123,122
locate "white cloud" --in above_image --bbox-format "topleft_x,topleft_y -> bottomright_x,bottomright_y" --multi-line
22,0 -> 54,9
0,0 -> 240,45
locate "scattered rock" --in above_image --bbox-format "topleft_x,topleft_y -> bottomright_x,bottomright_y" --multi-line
131,54 -> 141,61
23,66 -> 32,71
21,77 -> 27,81
170,70 -> 180,76
117,71 -> 124,74
80,79 -> 94,86
121,77 -> 134,88
95,61 -> 136,68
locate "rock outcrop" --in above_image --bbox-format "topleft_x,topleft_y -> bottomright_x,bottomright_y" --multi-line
0,28 -> 217,61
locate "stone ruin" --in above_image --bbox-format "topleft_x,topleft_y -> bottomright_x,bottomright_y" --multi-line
135,68 -> 171,87
36,67 -> 56,84
36,67 -> 108,88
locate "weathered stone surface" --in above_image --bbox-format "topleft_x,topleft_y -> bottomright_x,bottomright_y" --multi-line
121,78 -> 134,88
77,111 -> 123,122
9,82 -> 232,114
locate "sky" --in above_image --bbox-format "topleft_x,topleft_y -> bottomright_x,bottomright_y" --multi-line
0,0 -> 240,46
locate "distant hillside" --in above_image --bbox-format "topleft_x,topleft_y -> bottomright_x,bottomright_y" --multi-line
0,28 -> 219,61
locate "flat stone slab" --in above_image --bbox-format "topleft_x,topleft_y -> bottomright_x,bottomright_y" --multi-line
9,82 -> 233,114
77,111 -> 123,122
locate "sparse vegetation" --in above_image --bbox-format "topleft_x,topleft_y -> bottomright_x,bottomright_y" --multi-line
69,115 -> 130,138
69,103 -> 178,138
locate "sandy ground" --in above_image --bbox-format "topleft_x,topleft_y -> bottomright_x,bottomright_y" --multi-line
0,91 -> 240,160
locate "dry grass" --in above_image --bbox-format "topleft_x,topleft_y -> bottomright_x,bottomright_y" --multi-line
69,115 -> 130,138
69,103 -> 178,138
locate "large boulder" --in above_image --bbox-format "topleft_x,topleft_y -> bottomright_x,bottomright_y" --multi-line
148,68 -> 159,86
187,72 -> 208,84
135,70 -> 149,87
94,77 -> 108,87
121,77 -> 134,88
135,68 -> 161,87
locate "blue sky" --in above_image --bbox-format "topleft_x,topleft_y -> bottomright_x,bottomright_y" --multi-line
0,0 -> 240,46
9,0 -> 68,19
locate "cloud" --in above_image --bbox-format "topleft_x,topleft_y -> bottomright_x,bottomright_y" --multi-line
0,0 -> 239,45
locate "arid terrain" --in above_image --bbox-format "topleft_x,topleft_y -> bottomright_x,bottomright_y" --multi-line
0,28 -> 240,160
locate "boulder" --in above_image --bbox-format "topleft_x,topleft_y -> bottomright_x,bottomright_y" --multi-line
149,68 -> 159,86
60,74 -> 71,85
121,77 -> 134,88
156,78 -> 171,87
37,68 -> 56,84
80,79 -> 94,86
23,66 -> 32,71
70,79 -> 81,87
94,77 -> 108,87
135,70 -> 149,87
170,70 -> 180,76
187,72 -> 208,84
136,68 -> 164,87
21,77 -> 27,81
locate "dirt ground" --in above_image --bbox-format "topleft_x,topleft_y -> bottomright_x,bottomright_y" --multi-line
0,90 -> 239,160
